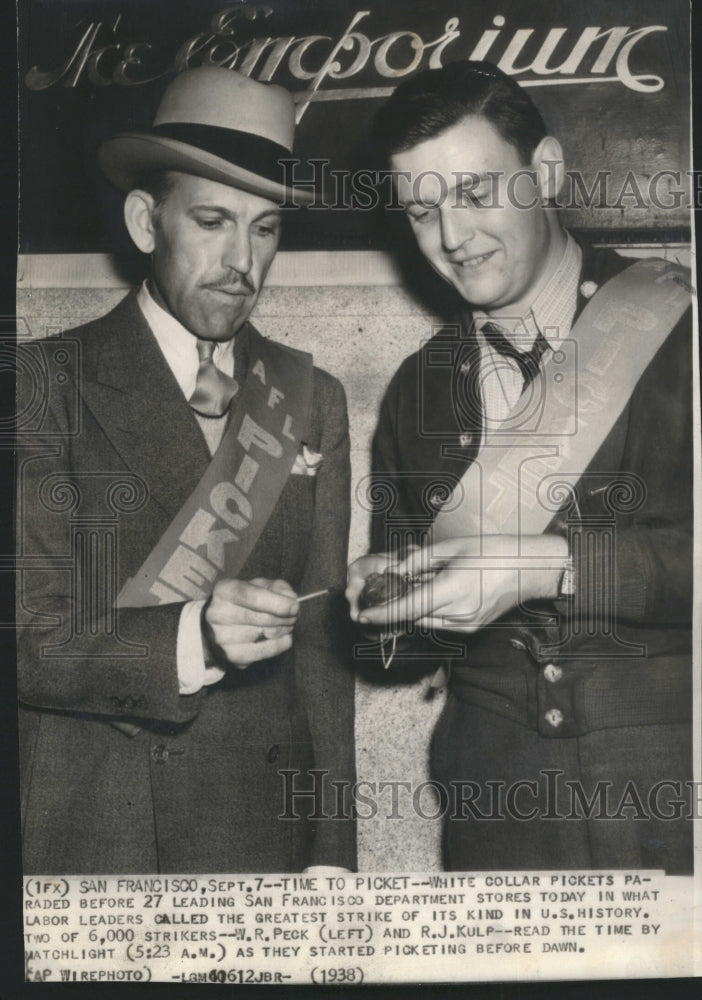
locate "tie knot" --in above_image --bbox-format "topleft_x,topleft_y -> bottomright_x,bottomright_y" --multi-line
480,320 -> 549,388
190,338 -> 238,418
480,320 -> 512,346
196,339 -> 217,363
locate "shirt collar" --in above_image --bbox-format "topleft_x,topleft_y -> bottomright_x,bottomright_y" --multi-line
136,281 -> 235,399
473,233 -> 582,351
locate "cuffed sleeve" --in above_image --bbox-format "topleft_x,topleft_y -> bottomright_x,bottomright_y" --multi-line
177,600 -> 225,694
16,341 -> 204,725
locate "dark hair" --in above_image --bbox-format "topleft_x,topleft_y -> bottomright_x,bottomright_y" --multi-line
371,60 -> 547,166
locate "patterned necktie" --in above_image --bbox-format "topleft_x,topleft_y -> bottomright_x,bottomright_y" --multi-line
481,320 -> 549,389
189,339 -> 239,417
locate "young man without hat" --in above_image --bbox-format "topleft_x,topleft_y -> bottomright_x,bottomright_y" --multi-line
348,61 -> 693,872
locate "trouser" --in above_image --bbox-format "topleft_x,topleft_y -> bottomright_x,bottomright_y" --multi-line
431,694 -> 693,873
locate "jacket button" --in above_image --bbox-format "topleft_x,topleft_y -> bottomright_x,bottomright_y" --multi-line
267,744 -> 281,763
459,433 -> 472,448
509,638 -> 527,650
151,744 -> 168,763
544,663 -> 563,683
545,708 -> 564,728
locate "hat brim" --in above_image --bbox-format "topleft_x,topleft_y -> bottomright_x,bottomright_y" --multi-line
98,133 -> 314,206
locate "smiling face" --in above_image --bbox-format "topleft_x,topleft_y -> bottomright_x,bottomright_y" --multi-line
139,172 -> 281,341
390,115 -> 564,315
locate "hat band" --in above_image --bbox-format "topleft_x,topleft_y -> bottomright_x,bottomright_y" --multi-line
151,122 -> 290,186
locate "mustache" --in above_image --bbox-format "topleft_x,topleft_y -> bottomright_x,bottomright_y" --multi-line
204,276 -> 256,295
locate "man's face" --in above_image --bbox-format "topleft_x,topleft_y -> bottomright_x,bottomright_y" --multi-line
390,115 -> 556,314
148,172 -> 281,341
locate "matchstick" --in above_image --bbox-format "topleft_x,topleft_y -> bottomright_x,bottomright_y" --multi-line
297,588 -> 330,604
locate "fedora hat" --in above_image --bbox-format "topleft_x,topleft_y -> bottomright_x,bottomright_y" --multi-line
98,67 -> 312,205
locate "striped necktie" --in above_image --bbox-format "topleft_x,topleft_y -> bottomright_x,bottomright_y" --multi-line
481,321 -> 549,389
189,339 -> 239,418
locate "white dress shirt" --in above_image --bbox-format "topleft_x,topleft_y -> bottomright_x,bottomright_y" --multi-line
137,281 -> 233,695
472,234 -> 583,430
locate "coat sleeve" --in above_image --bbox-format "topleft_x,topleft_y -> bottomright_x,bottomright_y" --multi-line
364,357 -> 443,678
16,341 -> 203,725
293,371 -> 357,870
370,369 -> 404,555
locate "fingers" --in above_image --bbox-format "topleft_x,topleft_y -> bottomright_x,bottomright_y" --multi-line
265,578 -> 298,600
356,585 -> 428,629
256,623 -> 292,640
395,537 -> 478,578
219,631 -> 294,668
345,579 -> 366,620
214,622 -> 293,643
394,544 -> 440,579
204,578 -> 299,669
208,578 -> 299,627
345,554 -> 393,620
358,572 -> 479,629
416,616 -> 479,634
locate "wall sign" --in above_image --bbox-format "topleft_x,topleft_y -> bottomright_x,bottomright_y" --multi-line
19,0 -> 690,252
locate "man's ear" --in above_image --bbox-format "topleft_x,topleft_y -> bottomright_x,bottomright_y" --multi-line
124,190 -> 158,254
531,136 -> 564,202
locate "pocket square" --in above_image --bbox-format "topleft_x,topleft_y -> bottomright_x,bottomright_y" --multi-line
291,443 -> 323,476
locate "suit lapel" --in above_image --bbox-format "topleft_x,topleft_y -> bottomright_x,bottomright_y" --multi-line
79,293 -> 212,521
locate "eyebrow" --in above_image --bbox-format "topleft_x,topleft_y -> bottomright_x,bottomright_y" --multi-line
187,204 -> 282,223
400,172 -> 495,209
252,208 -> 282,223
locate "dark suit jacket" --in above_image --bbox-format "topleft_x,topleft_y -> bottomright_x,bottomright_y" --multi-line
370,244 -> 692,738
17,292 -> 356,874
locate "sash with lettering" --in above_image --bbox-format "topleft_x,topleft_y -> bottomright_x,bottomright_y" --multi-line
433,258 -> 692,542
117,334 -> 313,608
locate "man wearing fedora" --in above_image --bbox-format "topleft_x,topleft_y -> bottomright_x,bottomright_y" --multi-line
17,68 -> 356,874
347,62 -> 692,872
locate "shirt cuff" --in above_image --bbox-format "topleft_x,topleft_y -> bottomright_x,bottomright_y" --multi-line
177,600 -> 225,695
